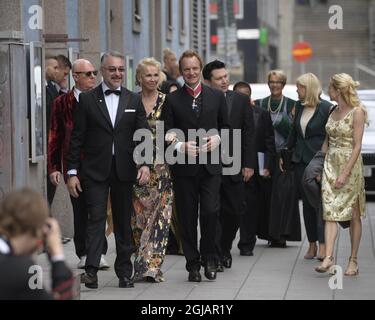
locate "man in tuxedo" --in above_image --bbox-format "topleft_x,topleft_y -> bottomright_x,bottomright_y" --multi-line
202,61 -> 255,270
162,50 -> 230,282
48,59 -> 109,270
67,51 -> 150,289
233,82 -> 276,254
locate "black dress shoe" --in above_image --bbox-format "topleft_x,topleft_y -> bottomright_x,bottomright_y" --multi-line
216,262 -> 225,272
222,256 -> 232,269
188,270 -> 202,282
204,263 -> 217,281
80,272 -> 98,289
119,277 -> 134,288
240,249 -> 254,256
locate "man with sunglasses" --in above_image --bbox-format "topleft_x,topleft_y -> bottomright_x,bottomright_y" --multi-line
67,51 -> 150,289
48,59 -> 110,270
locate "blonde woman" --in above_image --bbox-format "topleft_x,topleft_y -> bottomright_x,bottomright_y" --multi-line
132,57 -> 173,282
315,73 -> 366,276
285,73 -> 333,260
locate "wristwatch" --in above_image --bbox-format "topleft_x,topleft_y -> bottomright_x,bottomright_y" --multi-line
67,173 -> 77,178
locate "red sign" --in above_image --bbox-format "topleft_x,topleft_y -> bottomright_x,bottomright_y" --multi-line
292,41 -> 313,63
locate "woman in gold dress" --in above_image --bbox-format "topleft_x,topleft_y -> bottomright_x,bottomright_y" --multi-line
315,73 -> 367,276
132,58 -> 173,282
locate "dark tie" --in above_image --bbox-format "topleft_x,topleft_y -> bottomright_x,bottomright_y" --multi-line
105,89 -> 121,96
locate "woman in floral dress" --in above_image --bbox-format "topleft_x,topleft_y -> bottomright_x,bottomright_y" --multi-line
132,58 -> 173,282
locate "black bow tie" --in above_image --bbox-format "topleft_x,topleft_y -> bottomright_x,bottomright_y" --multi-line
105,89 -> 121,96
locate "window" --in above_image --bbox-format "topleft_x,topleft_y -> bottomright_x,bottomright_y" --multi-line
133,0 -> 141,33
166,0 -> 173,41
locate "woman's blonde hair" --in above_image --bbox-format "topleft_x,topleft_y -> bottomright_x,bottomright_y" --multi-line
136,57 -> 164,87
330,73 -> 368,124
296,73 -> 322,108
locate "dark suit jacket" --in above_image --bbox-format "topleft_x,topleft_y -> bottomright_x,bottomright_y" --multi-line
225,90 -> 255,181
253,105 -> 276,174
67,84 -> 150,182
287,99 -> 332,165
162,84 -> 230,177
46,80 -> 59,132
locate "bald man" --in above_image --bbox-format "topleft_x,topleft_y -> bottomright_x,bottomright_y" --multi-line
47,59 -> 109,269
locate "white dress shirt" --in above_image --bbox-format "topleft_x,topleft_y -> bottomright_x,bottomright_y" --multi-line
102,82 -> 121,128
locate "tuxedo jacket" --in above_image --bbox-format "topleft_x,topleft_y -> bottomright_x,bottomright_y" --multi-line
162,84 -> 230,177
253,105 -> 276,173
225,90 -> 256,181
48,90 -> 78,183
287,99 -> 332,165
67,85 -> 150,182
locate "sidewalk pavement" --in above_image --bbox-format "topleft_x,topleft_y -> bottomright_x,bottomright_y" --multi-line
37,202 -> 375,300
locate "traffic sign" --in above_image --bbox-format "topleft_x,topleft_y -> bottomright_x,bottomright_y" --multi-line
292,41 -> 313,62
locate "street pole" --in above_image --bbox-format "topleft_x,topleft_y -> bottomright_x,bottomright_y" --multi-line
223,0 -> 229,65
299,34 -> 306,75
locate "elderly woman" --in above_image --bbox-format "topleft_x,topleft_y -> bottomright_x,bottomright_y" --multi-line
255,70 -> 297,247
132,57 -> 173,283
315,74 -> 366,276
285,73 -> 333,260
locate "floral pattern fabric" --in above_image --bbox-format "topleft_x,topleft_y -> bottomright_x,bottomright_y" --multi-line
132,92 -> 173,282
322,109 -> 366,221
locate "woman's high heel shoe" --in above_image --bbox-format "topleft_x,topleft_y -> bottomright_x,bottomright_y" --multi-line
344,256 -> 359,276
314,256 -> 334,274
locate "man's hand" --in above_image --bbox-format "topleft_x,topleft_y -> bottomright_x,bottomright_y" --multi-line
279,158 -> 284,172
67,176 -> 82,198
181,141 -> 199,156
263,169 -> 271,178
201,135 -> 221,153
137,166 -> 150,185
242,168 -> 254,182
49,171 -> 62,187
165,132 -> 177,143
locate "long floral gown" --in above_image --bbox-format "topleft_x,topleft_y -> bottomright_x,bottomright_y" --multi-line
322,109 -> 366,221
132,92 -> 173,282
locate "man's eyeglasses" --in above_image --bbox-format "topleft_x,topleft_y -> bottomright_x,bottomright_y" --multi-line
105,67 -> 126,73
74,71 -> 98,77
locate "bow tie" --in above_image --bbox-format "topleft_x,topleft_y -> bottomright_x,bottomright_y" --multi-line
105,89 -> 121,96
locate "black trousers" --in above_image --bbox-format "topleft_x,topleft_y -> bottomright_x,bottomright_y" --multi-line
83,158 -> 134,278
174,166 -> 221,272
47,177 -> 56,208
216,176 -> 245,258
295,162 -> 325,243
70,192 -> 108,259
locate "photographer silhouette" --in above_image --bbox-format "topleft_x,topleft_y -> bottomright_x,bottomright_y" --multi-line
0,188 -> 75,300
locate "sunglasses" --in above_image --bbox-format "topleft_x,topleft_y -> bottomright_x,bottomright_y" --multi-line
74,70 -> 98,77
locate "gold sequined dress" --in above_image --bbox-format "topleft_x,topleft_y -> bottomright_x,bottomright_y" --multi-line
322,109 -> 366,221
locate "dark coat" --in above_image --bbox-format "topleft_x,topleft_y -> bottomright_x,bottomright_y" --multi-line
287,99 -> 333,165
